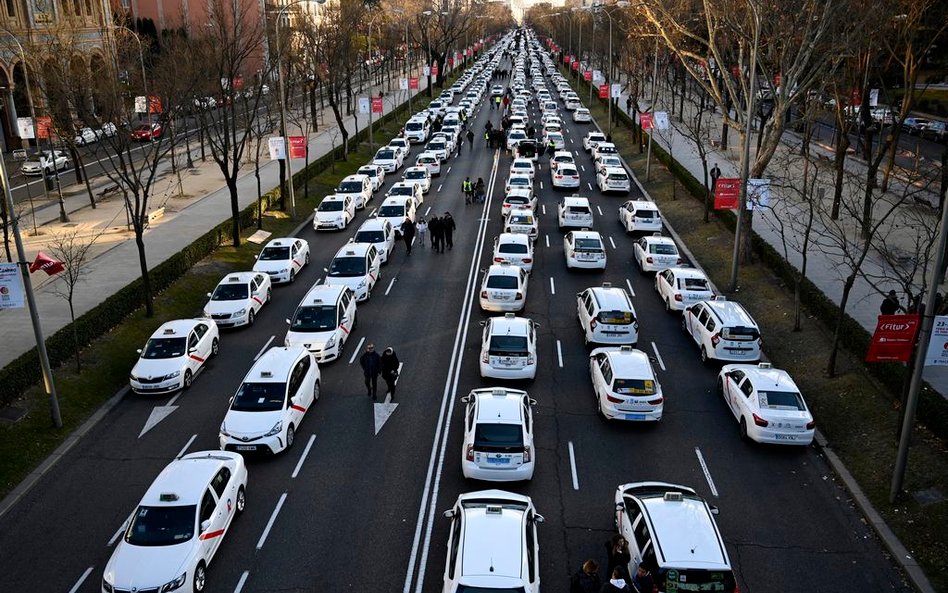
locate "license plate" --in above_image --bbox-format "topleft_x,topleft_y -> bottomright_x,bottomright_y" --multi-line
139,384 -> 162,390
486,456 -> 511,465
624,413 -> 646,420
492,292 -> 511,300
236,445 -> 257,451
774,434 -> 797,441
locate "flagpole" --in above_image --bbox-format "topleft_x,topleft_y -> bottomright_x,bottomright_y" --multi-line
0,137 -> 62,428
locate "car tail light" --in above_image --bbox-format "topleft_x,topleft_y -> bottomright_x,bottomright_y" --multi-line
674,294 -> 683,302
522,257 -> 532,263
806,420 -> 816,430
646,256 -> 653,264
711,333 -> 721,347
648,397 -> 664,405
527,354 -> 535,365
480,290 -> 488,299
482,352 -> 489,363
494,256 -> 504,263
677,258 -> 684,265
516,291 -> 523,299
466,444 -> 475,461
554,174 -> 563,179
753,413 -> 769,427
523,446 -> 531,462
606,394 -> 624,403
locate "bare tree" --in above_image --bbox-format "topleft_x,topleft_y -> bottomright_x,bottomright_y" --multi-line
48,228 -> 102,373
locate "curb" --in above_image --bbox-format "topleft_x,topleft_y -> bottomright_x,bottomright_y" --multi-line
0,386 -> 130,522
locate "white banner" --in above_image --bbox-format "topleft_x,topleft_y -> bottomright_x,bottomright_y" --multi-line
0,263 -> 25,310
358,97 -> 370,114
869,88 -> 880,107
268,137 -> 285,160
592,70 -> 603,83
399,78 -> 409,90
747,178 -> 771,210
611,83 -> 622,98
16,117 -> 34,139
925,316 -> 948,366
423,66 -> 431,77
654,111 -> 670,130
134,96 -> 148,114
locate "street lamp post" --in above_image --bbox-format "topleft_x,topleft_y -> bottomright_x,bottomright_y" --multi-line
367,14 -> 381,150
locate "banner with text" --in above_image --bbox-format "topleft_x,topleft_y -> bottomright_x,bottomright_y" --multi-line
866,315 -> 920,363
713,178 -> 741,209
925,315 -> 948,366
0,263 -> 25,310
268,137 -> 285,160
289,136 -> 307,159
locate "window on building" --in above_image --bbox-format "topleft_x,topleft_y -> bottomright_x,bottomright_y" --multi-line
5,0 -> 16,19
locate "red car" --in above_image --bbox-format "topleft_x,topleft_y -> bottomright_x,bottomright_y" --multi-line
131,122 -> 162,141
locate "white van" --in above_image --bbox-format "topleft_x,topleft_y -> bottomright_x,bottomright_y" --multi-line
404,118 -> 431,143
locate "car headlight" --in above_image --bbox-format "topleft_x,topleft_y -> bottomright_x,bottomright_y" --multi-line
202,309 -> 210,317
129,374 -> 138,383
163,370 -> 181,381
220,422 -> 230,437
102,578 -> 114,593
325,334 -> 336,349
357,279 -> 366,289
160,572 -> 187,592
234,308 -> 247,317
264,421 -> 283,437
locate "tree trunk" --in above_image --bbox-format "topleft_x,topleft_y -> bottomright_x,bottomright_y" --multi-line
827,273 -> 856,377
78,156 -> 97,210
1,192 -> 11,262
69,300 -> 80,373
278,160 -> 286,211
227,176 -> 241,247
309,86 -> 319,133
328,92 -> 349,159
134,227 -> 154,317
831,126 -> 850,220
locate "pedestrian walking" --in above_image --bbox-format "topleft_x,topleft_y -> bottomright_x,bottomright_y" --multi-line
625,96 -> 633,114
442,212 -> 456,250
402,217 -> 416,255
570,560 -> 602,593
474,178 -> 486,203
605,535 -> 632,584
600,567 -> 630,593
880,290 -> 905,315
467,129 -> 475,149
710,163 -> 721,189
463,177 -> 473,204
416,217 -> 428,247
630,564 -> 654,593
359,343 -> 382,400
381,347 -> 400,400
546,140 -> 556,159
430,216 -> 444,252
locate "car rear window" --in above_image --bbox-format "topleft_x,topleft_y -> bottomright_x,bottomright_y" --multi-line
682,278 -> 711,291
659,569 -> 736,593
613,378 -> 656,395
597,310 -> 634,325
499,243 -> 528,254
474,423 -> 524,451
650,243 -> 677,255
723,326 -> 760,340
636,209 -> 657,218
575,238 -> 603,251
488,335 -> 528,355
486,275 -> 519,289
567,206 -> 591,214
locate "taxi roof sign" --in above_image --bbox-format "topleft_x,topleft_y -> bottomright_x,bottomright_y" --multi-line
159,493 -> 179,502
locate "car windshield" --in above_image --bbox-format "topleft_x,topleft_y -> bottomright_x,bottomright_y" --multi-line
683,277 -> 711,291
406,122 -> 423,131
405,171 -> 426,180
259,246 -> 290,261
125,505 -> 196,546
488,335 -> 528,355
291,305 -> 337,332
429,141 -> 446,149
575,238 -> 603,251
758,390 -> 805,410
212,283 -> 248,301
339,181 -> 363,192
376,150 -> 395,160
231,382 -> 286,412
650,243 -> 678,255
318,200 -> 344,212
142,337 -> 187,359
378,205 -> 405,217
613,378 -> 657,396
329,256 -> 366,277
474,423 -> 524,450
355,230 -> 385,244
359,168 -> 378,178
499,243 -> 528,254
486,275 -> 519,290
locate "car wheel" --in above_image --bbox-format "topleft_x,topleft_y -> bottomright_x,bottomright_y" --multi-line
193,562 -> 207,593
183,370 -> 193,389
700,346 -> 709,364
285,424 -> 295,450
235,486 -> 246,516
739,417 -> 749,441
211,338 -> 220,357
289,270 -> 296,283
665,298 -> 672,312
305,253 -> 311,266
266,288 -> 272,303
248,310 -> 255,326
313,380 -> 320,401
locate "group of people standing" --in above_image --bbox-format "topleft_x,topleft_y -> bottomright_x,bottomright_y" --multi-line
414,213 -> 455,252
358,344 -> 400,402
570,536 -> 655,593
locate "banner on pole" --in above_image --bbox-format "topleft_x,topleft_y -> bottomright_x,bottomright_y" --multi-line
423,66 -> 431,77
925,315 -> 948,366
149,96 -> 162,114
593,70 -> 603,83
268,137 -> 285,160
747,178 -> 771,210
16,117 -> 34,139
713,178 -> 741,209
409,77 -> 419,90
611,83 -> 622,98
583,70 -> 592,81
399,78 -> 409,90
571,61 -> 579,71
640,113 -> 653,130
135,95 -> 148,114
654,111 -> 670,130
36,116 -> 52,139
599,84 -> 609,99
371,97 -> 384,114
0,263 -> 24,309
358,97 -> 370,114
29,252 -> 65,276
289,136 -> 306,159
866,315 -> 920,363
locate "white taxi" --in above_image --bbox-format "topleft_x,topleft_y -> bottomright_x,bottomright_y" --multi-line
564,230 -> 607,270
577,283 -> 638,346
619,200 -> 663,233
129,319 -> 220,394
545,131 -> 565,150
718,363 -> 815,445
510,157 -> 536,180
426,137 -> 450,162
550,150 -> 575,172
357,164 -> 385,191
313,194 -> 355,231
633,234 -> 682,273
219,346 -> 320,454
372,146 -> 403,172
479,313 -> 538,381
480,263 -> 529,312
583,131 -> 606,152
102,451 -> 248,593
387,180 -> 424,205
504,208 -> 539,241
354,217 -> 396,264
573,107 -> 592,122
501,190 -> 537,217
336,174 -> 372,209
285,283 -> 356,363
505,173 -> 534,195
492,233 -> 534,273
376,196 -> 417,237
655,266 -> 715,312
441,490 -> 543,593
252,237 -> 310,284
557,196 -> 594,229
590,346 -> 664,421
416,151 -> 442,176
203,272 -> 271,328
324,242 -> 381,302
597,166 -> 632,194
402,166 -> 432,194
460,388 -> 537,481
551,164 -> 581,189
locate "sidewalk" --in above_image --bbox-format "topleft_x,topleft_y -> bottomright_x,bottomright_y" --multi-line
618,80 -> 948,397
0,72 -> 433,370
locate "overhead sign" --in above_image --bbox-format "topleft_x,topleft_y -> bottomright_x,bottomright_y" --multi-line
747,178 -> 771,210
654,111 -> 670,130
866,315 -> 920,363
599,84 -> 609,99
409,77 -> 419,90
371,97 -> 384,114
268,137 -> 285,160
713,178 -> 741,209
289,136 -> 306,159
0,263 -> 24,309
16,117 -> 34,139
925,316 -> 948,366
358,97 -> 370,114
640,112 -> 653,130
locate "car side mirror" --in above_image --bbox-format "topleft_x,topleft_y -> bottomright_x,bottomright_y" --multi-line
709,505 -> 720,515
443,509 -> 455,518
189,347 -> 197,354
529,398 -> 538,406
460,395 -> 470,404
534,514 -> 545,524
286,318 -> 291,325
479,321 -> 486,327
615,502 -> 625,511
136,348 -> 143,354
200,519 -> 211,533
206,292 -> 213,298
341,316 -> 350,324
323,267 -> 329,273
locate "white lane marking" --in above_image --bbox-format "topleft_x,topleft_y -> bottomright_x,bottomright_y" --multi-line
609,236 -> 617,250
256,492 -> 288,550
425,206 -> 432,216
545,234 -> 550,248
549,277 -> 556,295
385,277 -> 397,295
539,181 -> 544,189
570,137 -> 575,143
695,447 -> 719,497
412,236 -> 416,246
541,204 -> 547,215
108,509 -> 135,546
625,278 -> 636,297
176,433 -> 198,459
349,337 -> 366,364
166,392 -> 182,407
581,164 -> 586,172
587,182 -> 593,190
233,571 -> 250,593
556,340 -> 564,368
291,435 -> 317,479
568,442 -> 580,490
447,166 -> 452,174
68,567 -> 95,593
437,184 -> 442,193
596,205 -> 603,216
651,341 -> 667,371
253,335 -> 275,361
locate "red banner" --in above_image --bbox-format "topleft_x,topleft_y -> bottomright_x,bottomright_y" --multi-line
29,252 -> 64,276
713,178 -> 741,209
36,116 -> 52,139
866,315 -> 920,362
563,54 -> 570,64
447,57 -> 454,68
773,73 -> 782,87
583,70 -> 592,81
148,96 -> 162,114
849,87 -> 862,107
599,84 -> 609,99
409,77 -> 419,90
640,112 -> 653,130
431,64 -> 439,76
571,61 -> 579,71
289,136 -> 306,159
371,97 -> 384,114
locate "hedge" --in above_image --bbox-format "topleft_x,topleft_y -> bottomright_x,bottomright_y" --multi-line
567,67 -> 948,441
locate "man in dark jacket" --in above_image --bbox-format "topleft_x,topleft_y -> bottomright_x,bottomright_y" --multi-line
570,560 -> 602,593
402,217 -> 416,255
442,212 -> 456,250
359,344 -> 382,400
880,290 -> 905,315
630,564 -> 654,593
380,347 -> 400,400
429,216 -> 444,252
600,568 -> 630,592
467,129 -> 475,149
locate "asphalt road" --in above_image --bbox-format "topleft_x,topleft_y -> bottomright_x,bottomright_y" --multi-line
0,44 -> 914,593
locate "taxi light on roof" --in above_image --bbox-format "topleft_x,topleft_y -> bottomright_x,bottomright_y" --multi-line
652,232 -> 663,236
714,295 -> 728,301
620,345 -> 633,352
163,328 -> 176,335
312,298 -> 323,304
602,282 -> 612,288
486,505 -> 503,515
159,493 -> 179,502
260,371 -> 273,378
663,491 -> 684,502
758,362 -> 773,369
345,250 -> 356,255
228,276 -> 240,282
505,313 -> 516,319
491,388 -> 507,396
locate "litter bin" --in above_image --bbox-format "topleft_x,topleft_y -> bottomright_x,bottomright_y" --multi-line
44,174 -> 57,191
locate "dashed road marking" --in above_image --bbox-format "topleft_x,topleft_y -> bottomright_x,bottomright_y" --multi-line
256,492 -> 288,550
291,435 -> 317,479
549,277 -> 556,295
651,341 -> 666,371
233,571 -> 250,593
695,447 -> 719,497
609,236 -> 617,250
556,340 -> 564,367
68,567 -> 94,593
254,336 -> 275,361
349,337 -> 366,364
625,278 -> 635,297
597,205 -> 603,216
568,442 -> 580,490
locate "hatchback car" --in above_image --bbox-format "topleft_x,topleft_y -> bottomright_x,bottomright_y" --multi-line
479,313 -> 539,381
502,190 -> 537,216
492,233 -> 534,273
219,346 -> 320,454
203,272 -> 272,327
577,283 -> 638,346
597,166 -> 631,194
655,267 -> 715,312
583,131 -> 606,152
357,164 -> 386,192
324,242 -> 381,302
510,157 -> 536,180
252,237 -> 310,284
590,346 -> 664,421
718,362 -> 815,445
564,230 -> 607,270
480,262 -> 529,313
20,150 -> 69,176
402,166 -> 432,194
460,388 -> 537,481
633,235 -> 682,273
573,107 -> 592,122
354,218 -> 396,264
550,150 -> 575,172
551,164 -> 581,189
504,208 -> 539,241
284,284 -> 357,363
313,194 -> 355,231
129,319 -> 220,394
416,151 -> 442,176
336,174 -> 373,209
557,196 -> 594,229
683,297 -> 762,363
102,451 -> 248,593
619,200 -> 663,233
372,147 -> 403,172
376,196 -> 417,237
